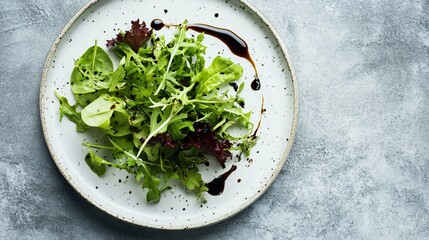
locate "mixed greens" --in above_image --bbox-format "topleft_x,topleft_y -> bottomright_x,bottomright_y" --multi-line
55,19 -> 258,202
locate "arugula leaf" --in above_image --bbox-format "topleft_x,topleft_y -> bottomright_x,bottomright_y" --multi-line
84,148 -> 111,177
237,135 -> 258,157
54,91 -> 89,132
154,22 -> 188,95
181,169 -> 205,191
136,104 -> 183,159
178,166 -> 208,202
141,166 -> 162,202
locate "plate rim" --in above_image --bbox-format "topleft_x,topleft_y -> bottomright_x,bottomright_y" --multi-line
39,0 -> 299,230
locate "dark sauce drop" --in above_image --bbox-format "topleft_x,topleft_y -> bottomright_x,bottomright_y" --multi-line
150,19 -> 261,91
229,82 -> 238,92
151,19 -> 165,30
238,101 -> 245,108
251,77 -> 261,91
206,165 -> 237,196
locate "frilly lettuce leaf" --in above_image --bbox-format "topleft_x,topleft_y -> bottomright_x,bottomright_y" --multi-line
106,19 -> 151,52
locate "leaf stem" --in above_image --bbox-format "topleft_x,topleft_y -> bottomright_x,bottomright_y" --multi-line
91,40 -> 98,72
135,105 -> 183,159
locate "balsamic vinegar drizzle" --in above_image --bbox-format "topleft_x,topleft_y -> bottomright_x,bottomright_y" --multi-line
151,19 -> 261,90
252,95 -> 265,137
205,165 -> 237,196
186,23 -> 259,77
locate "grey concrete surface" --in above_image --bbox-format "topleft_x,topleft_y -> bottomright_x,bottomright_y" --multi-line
1,0 -> 428,239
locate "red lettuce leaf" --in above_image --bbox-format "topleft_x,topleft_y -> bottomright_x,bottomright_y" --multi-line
182,123 -> 232,168
106,19 -> 151,52
147,132 -> 178,148
145,123 -> 232,168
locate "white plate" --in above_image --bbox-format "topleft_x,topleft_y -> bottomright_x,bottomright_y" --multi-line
40,0 -> 298,229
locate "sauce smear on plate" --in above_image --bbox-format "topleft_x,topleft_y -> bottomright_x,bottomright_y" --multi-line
206,165 -> 237,196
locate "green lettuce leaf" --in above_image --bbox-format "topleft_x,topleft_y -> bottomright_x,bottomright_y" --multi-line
71,41 -> 113,94
193,56 -> 243,94
81,94 -> 127,133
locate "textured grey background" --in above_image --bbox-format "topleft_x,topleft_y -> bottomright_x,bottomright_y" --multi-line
1,0 -> 428,239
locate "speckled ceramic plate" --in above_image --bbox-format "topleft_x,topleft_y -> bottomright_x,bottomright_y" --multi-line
40,0 -> 297,229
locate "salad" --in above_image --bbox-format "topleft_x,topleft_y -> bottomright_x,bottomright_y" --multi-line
55,19 -> 258,202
